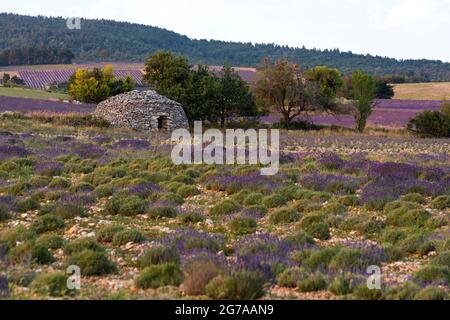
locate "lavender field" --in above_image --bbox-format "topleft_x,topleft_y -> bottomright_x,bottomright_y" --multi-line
0,115 -> 448,300
0,96 -> 95,114
0,95 -> 444,131
260,99 -> 444,129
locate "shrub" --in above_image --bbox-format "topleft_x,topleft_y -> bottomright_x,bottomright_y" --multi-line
277,267 -> 307,288
304,222 -> 330,240
64,238 -> 105,256
16,198 -> 40,213
43,190 -> 65,201
413,265 -> 450,285
329,273 -> 361,295
352,284 -> 384,300
243,193 -> 264,207
9,241 -> 55,265
69,182 -> 95,193
398,232 -> 429,255
387,208 -> 431,228
430,195 -> 450,210
178,211 -> 205,224
384,200 -> 420,213
414,287 -> 449,300
138,246 -> 180,267
231,189 -> 252,204
297,272 -> 328,292
329,249 -> 362,270
323,202 -> 347,215
408,110 -> 450,138
380,228 -> 408,245
171,173 -> 195,185
209,199 -> 241,216
205,271 -> 265,300
401,193 -> 426,204
159,193 -> 184,205
356,217 -> 386,236
385,282 -> 420,300
66,250 -> 116,276
304,248 -> 340,269
228,216 -> 257,235
112,229 -> 145,246
0,225 -> 36,248
162,181 -> 184,193
177,185 -> 200,198
183,255 -> 224,296
383,244 -> 405,262
339,195 -> 359,206
135,263 -> 183,289
245,205 -> 268,217
104,195 -> 147,216
430,251 -> 450,267
147,206 -> 177,219
32,214 -> 65,234
52,204 -> 86,219
36,234 -> 64,250
29,176 -> 51,188
96,225 -> 125,243
0,205 -> 11,221
48,177 -> 71,189
262,194 -> 288,208
270,207 -> 300,225
31,273 -> 75,297
283,231 -> 315,247
94,184 -> 114,198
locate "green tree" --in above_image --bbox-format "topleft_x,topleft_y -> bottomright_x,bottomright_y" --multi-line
375,79 -> 395,99
255,58 -> 321,129
351,71 -> 377,132
216,66 -> 257,127
185,65 -> 220,123
143,51 -> 191,103
2,73 -> 11,86
68,66 -> 134,103
144,52 -> 256,125
304,66 -> 343,109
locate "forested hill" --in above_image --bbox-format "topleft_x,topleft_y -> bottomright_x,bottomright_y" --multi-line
1,12 -> 450,81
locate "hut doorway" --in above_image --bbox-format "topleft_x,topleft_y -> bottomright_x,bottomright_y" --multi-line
157,116 -> 170,130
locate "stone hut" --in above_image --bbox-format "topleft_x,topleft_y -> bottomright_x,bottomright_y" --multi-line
93,90 -> 189,131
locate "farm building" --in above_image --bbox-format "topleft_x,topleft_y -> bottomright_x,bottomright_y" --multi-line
93,90 -> 189,131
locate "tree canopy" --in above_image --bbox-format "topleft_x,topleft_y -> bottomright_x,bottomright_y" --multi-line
351,71 -> 377,132
144,52 -> 256,126
255,59 -> 329,128
68,66 -> 135,103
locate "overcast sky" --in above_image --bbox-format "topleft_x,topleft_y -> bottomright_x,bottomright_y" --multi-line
1,0 -> 450,62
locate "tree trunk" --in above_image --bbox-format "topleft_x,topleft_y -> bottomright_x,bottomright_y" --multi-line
283,113 -> 290,129
220,115 -> 225,128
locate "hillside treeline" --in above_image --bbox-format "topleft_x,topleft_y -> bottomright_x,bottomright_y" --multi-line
0,47 -> 74,66
1,13 -> 450,82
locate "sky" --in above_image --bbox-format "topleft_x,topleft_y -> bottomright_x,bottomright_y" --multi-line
1,0 -> 450,62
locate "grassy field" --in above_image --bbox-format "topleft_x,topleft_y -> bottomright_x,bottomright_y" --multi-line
394,82 -> 450,101
0,115 -> 449,300
0,86 -> 70,101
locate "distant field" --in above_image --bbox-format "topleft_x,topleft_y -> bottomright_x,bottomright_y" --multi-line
0,62 -> 144,72
394,82 -> 450,100
0,86 -> 70,101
